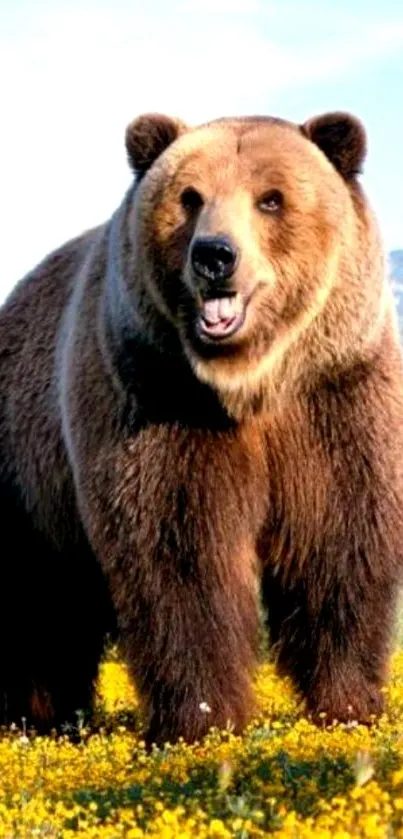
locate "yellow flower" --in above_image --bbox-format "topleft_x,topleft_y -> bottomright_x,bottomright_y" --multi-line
2,645 -> 403,837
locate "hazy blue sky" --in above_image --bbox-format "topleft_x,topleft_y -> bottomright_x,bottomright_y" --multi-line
0,0 -> 402,301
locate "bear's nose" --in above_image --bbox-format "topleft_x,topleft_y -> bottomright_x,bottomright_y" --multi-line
190,237 -> 238,282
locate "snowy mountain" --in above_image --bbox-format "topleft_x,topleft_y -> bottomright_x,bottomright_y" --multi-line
389,250 -> 403,339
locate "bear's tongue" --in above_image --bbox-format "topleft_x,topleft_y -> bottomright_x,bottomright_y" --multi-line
200,295 -> 243,336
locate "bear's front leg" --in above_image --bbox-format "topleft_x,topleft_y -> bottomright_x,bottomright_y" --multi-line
88,427 -> 264,747
264,567 -> 396,725
135,571 -> 259,746
262,380 -> 403,727
120,548 -> 260,747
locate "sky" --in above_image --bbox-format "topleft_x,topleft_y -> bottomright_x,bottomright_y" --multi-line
0,0 -> 402,302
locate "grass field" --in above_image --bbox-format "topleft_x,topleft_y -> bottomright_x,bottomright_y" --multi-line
3,623 -> 403,838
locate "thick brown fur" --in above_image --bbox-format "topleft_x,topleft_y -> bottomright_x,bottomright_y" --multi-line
0,110 -> 403,743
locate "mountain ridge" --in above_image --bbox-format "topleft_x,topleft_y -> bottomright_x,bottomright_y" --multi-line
389,249 -> 403,338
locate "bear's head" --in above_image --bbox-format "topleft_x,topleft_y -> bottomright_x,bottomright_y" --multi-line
123,110 -> 387,415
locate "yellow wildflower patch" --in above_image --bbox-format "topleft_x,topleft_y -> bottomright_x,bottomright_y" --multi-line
2,649 -> 403,836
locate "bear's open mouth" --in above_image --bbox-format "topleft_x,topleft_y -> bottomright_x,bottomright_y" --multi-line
198,293 -> 245,341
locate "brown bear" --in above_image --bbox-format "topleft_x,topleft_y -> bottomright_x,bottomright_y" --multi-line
0,109 -> 403,746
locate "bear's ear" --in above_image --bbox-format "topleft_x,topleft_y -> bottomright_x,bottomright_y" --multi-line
301,112 -> 367,180
125,113 -> 187,177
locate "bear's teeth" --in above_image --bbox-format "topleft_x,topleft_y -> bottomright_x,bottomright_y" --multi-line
202,299 -> 220,324
217,296 -> 236,319
202,296 -> 239,324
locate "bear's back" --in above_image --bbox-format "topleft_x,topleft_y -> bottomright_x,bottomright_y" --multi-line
0,225 -> 105,537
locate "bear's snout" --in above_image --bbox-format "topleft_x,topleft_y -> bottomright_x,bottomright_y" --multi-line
190,236 -> 238,288
187,235 -> 246,342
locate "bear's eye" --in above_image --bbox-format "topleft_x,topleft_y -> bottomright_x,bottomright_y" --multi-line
257,189 -> 284,214
180,187 -> 204,213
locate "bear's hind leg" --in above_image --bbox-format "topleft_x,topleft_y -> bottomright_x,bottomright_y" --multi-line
27,543 -> 116,734
0,493 -> 115,733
